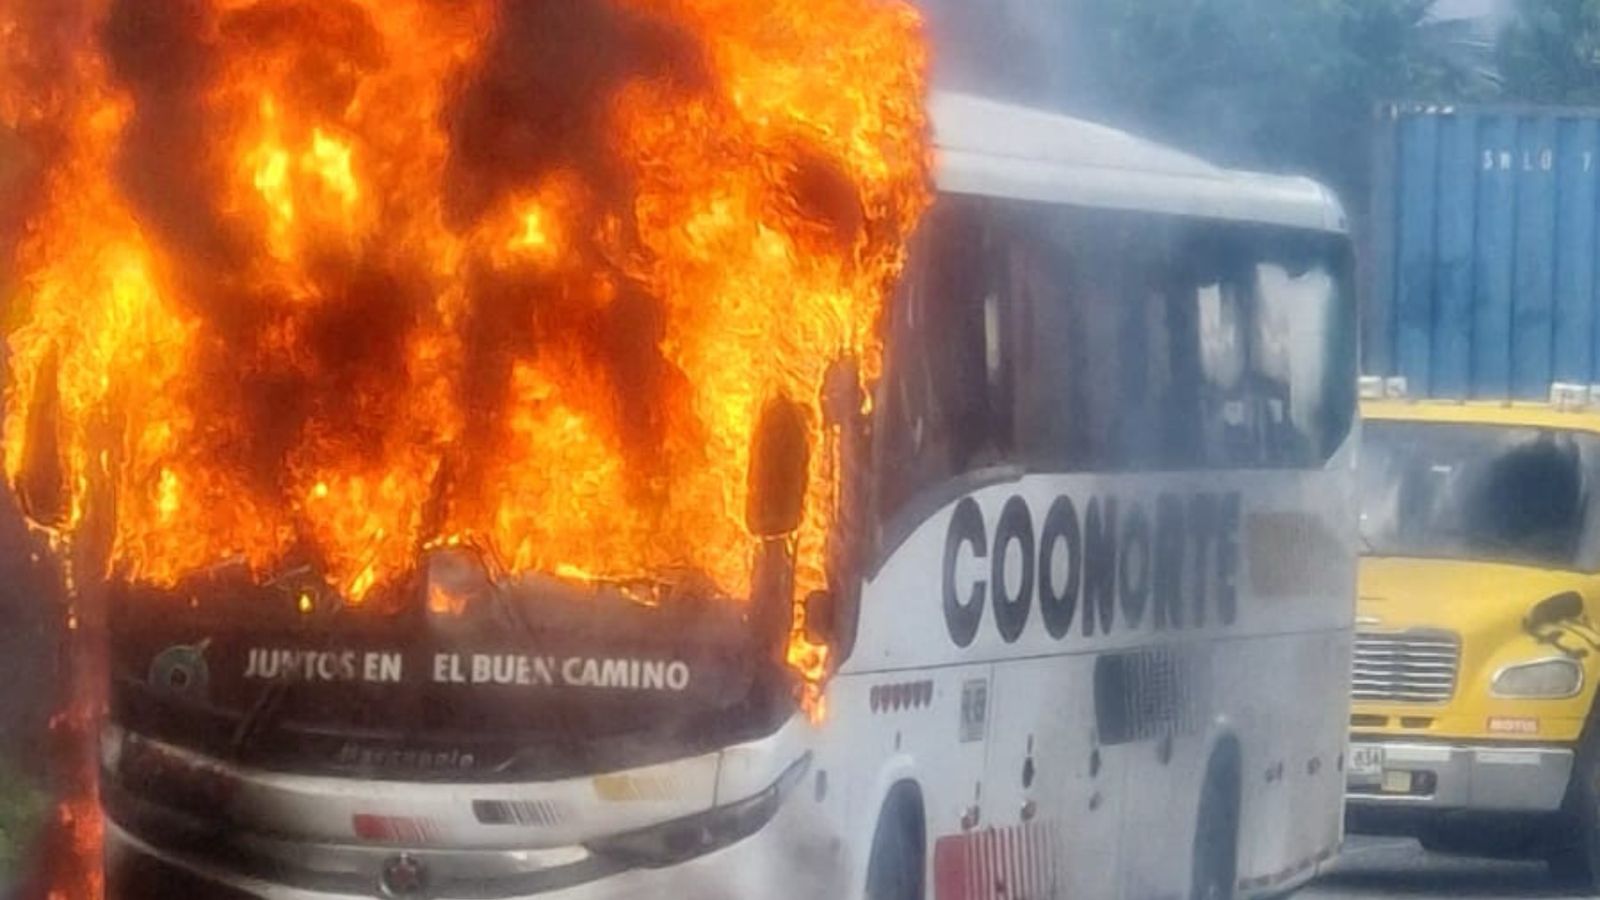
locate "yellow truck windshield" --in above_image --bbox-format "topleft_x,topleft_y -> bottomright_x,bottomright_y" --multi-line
1360,419 -> 1600,571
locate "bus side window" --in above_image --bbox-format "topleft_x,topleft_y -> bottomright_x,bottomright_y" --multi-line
875,205 -> 1355,518
1008,206 -> 1117,471
1159,267 -> 1206,468
1012,206 -> 1207,472
1117,221 -> 1203,470
1006,212 -> 1079,469
1194,275 -> 1259,468
1185,228 -> 1355,470
874,198 -> 1015,528
1251,240 -> 1356,466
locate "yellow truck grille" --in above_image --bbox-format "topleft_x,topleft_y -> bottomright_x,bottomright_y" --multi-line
1352,630 -> 1460,703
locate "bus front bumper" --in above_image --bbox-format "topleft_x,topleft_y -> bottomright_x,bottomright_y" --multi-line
102,715 -> 834,899
1345,739 -> 1574,813
107,798 -> 842,900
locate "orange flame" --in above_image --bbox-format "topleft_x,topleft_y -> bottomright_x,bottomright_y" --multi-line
3,6 -> 928,893
2,0 -> 927,703
3,5 -> 930,889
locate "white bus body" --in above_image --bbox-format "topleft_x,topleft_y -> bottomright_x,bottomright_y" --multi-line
105,93 -> 1356,900
815,92 -> 1356,900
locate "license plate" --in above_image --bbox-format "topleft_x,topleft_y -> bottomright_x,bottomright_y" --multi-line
1382,769 -> 1414,794
1349,744 -> 1385,777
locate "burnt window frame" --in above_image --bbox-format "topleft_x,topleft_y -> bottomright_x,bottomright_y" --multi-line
863,196 -> 1357,576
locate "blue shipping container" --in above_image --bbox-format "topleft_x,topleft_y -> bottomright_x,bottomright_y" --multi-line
1367,104 -> 1600,399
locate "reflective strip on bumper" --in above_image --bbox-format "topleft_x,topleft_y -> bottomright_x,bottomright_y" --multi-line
108,796 -> 839,900
1346,740 -> 1574,813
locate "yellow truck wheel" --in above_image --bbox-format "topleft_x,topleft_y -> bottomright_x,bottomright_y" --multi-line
1549,734 -> 1600,890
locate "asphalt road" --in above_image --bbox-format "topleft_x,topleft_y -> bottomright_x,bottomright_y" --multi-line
1304,836 -> 1596,900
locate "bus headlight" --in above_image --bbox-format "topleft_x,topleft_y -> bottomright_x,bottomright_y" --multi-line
585,753 -> 811,869
1492,658 -> 1583,698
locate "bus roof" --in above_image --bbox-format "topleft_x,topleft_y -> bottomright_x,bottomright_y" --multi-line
930,91 -> 1347,235
1363,399 -> 1600,435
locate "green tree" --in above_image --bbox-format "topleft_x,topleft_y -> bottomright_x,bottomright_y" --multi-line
1499,0 -> 1600,103
0,754 -> 44,882
1067,0 -> 1494,205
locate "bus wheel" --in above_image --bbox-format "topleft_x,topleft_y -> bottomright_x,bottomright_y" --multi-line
865,785 -> 925,900
1547,732 -> 1600,891
1191,745 -> 1241,900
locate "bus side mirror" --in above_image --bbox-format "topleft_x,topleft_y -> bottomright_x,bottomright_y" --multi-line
17,348 -> 68,528
1527,591 -> 1585,631
746,396 -> 811,538
803,589 -> 837,645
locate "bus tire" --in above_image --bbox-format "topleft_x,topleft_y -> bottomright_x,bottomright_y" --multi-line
865,783 -> 925,900
1548,729 -> 1600,891
1192,742 -> 1241,900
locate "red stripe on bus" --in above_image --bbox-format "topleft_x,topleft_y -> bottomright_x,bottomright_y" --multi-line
985,826 -> 998,896
1005,827 -> 1017,898
1030,819 -> 1043,896
1039,823 -> 1052,895
979,826 -> 992,896
996,828 -> 1006,899
935,823 -> 1064,900
966,832 -> 977,900
351,813 -> 438,845
1017,826 -> 1028,897
933,835 -> 970,900
985,829 -> 996,900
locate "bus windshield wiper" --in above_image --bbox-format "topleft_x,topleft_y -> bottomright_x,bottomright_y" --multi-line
231,568 -> 354,753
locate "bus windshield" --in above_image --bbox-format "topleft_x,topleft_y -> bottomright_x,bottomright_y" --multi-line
1359,420 -> 1600,571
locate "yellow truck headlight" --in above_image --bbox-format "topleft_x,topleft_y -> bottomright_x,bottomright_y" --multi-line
1491,658 -> 1583,698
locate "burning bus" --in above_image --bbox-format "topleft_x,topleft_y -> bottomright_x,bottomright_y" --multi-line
0,1 -> 1359,899
0,0 -> 927,896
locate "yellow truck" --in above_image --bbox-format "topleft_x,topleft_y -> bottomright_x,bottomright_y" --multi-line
1349,385 -> 1600,885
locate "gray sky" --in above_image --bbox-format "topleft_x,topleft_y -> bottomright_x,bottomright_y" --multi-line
1431,0 -> 1514,23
